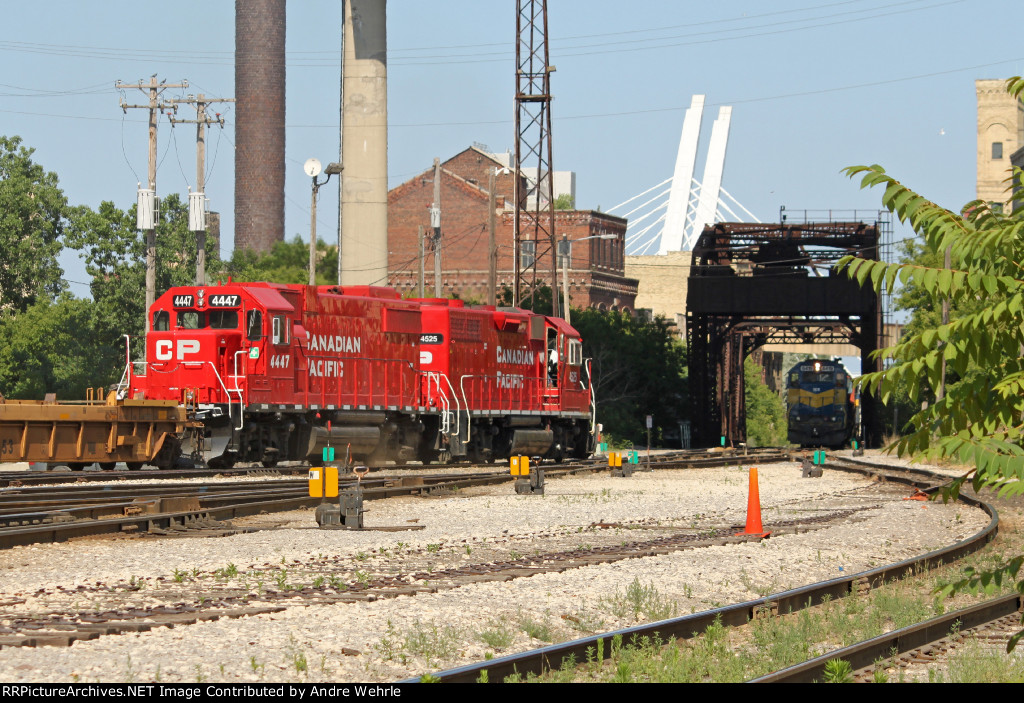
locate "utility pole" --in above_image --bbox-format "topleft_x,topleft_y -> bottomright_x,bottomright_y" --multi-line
117,77 -> 189,317
418,225 -> 426,298
431,158 -> 442,298
488,168 -> 497,306
168,93 -> 235,285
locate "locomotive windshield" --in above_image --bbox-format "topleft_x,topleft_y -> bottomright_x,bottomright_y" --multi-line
801,371 -> 835,384
166,309 -> 240,330
177,309 -> 240,329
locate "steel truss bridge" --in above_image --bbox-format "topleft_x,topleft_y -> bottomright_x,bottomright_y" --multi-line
686,219 -> 887,449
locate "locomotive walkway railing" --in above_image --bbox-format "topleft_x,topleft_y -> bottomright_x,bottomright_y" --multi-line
457,373 -> 545,415
300,356 -> 419,411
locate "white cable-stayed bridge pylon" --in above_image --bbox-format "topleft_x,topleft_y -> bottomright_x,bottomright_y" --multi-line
609,96 -> 760,255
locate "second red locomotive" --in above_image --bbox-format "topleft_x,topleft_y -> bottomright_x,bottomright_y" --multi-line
125,281 -> 595,467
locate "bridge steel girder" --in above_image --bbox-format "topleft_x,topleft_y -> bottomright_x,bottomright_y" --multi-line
686,221 -> 883,449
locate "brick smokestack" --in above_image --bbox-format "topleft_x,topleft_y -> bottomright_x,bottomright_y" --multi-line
235,0 -> 286,253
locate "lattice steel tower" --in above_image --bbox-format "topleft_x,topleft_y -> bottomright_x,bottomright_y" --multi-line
514,0 -> 560,317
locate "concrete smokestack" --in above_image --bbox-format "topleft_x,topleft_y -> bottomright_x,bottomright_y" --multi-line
340,0 -> 389,285
235,0 -> 286,254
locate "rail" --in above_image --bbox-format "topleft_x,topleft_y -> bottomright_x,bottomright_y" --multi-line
749,593 -> 1024,683
415,458 -> 999,683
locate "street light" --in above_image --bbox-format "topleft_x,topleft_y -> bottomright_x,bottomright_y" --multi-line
561,233 -> 617,324
304,158 -> 343,286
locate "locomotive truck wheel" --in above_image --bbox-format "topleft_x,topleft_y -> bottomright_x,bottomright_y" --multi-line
261,457 -> 279,468
99,462 -> 116,471
126,462 -> 144,471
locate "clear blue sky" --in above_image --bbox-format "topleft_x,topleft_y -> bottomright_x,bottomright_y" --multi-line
4,0 -> 1022,306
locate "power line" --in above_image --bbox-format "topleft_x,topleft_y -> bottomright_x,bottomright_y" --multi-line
4,53 -> 1021,131
0,0 -> 962,67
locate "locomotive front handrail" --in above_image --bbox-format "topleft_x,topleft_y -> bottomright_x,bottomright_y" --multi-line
116,334 -> 135,399
458,374 -> 474,443
205,361 -> 243,431
426,372 -> 461,438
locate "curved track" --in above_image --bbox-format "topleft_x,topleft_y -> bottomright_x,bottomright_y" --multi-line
415,456 -> 999,683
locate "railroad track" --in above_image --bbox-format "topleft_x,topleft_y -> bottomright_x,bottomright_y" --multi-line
0,495 -> 903,650
414,456 -> 1000,683
0,445 -> 786,487
750,593 -> 1024,683
0,448 -> 791,549
0,451 -> 995,681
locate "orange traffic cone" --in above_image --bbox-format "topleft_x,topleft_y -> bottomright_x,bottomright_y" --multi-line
737,467 -> 771,538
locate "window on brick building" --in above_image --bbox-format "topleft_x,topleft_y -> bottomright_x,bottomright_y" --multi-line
993,142 -> 1003,159
520,240 -> 536,269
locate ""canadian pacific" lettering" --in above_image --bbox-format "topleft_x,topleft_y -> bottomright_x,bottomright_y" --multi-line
308,334 -> 362,354
496,346 -> 535,366
309,359 -> 344,378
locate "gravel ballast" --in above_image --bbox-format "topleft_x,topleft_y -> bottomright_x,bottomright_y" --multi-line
0,460 -> 989,682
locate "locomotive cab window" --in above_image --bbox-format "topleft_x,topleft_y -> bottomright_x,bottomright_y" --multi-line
567,340 -> 583,366
177,311 -> 203,329
152,310 -> 170,331
247,310 -> 263,341
208,309 -> 239,330
272,315 -> 289,345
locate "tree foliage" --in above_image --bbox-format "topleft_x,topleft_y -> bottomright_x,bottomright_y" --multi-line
838,159 -> 1024,495
0,136 -> 67,312
497,284 -> 554,316
839,76 -> 1024,646
744,357 -> 787,447
222,235 -> 338,285
0,295 -> 100,399
64,194 -> 221,385
571,309 -> 688,444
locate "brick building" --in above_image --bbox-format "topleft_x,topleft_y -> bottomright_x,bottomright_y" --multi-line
387,146 -> 638,312
976,79 -> 1024,213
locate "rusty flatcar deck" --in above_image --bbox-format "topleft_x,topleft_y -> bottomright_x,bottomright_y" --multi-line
0,396 -> 191,469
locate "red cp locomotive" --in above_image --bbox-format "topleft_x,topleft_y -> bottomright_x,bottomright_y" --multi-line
126,281 -> 595,467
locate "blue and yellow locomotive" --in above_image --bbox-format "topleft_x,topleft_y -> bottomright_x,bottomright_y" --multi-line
786,359 -> 856,448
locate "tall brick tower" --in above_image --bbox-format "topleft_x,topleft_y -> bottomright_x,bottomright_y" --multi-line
976,79 -> 1024,213
235,0 -> 286,253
